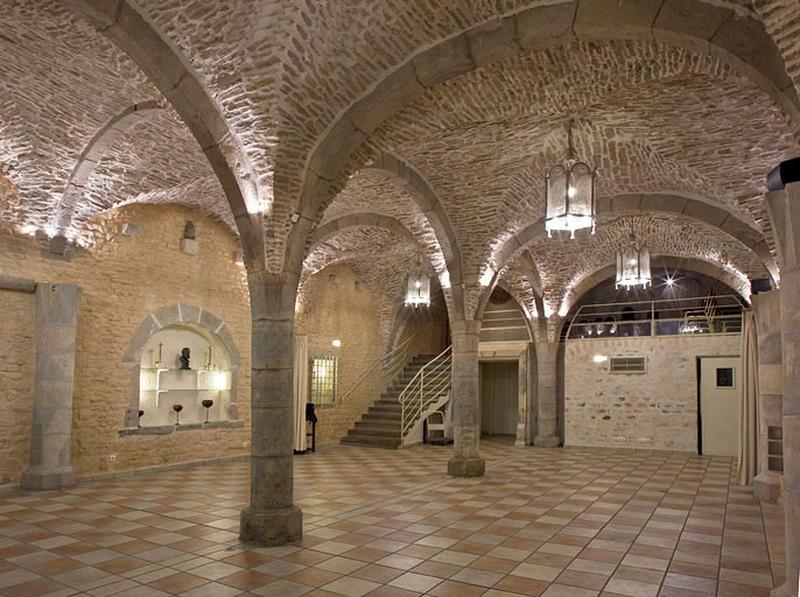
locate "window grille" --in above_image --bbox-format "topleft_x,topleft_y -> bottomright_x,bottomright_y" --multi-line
310,356 -> 338,405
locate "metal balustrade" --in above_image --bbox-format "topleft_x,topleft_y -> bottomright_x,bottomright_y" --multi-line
399,345 -> 452,445
566,294 -> 745,340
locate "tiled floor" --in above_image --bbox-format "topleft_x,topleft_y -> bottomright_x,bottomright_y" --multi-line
0,439 -> 786,596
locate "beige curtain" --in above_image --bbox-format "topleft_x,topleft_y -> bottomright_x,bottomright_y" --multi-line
293,335 -> 308,452
738,311 -> 759,486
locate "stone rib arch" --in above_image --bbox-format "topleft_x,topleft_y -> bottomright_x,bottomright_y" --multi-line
289,0 -> 799,274
363,152 -> 466,319
555,255 -> 752,339
488,192 -> 777,286
52,100 -> 164,237
63,0 -> 265,269
309,213 -> 414,254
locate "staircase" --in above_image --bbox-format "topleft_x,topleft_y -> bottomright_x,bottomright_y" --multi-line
341,354 -> 434,449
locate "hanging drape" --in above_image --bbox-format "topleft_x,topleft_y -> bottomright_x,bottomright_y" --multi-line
293,335 -> 308,453
738,310 -> 759,486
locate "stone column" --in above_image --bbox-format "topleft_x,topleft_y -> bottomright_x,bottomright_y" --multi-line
240,272 -> 302,545
534,341 -> 560,447
752,290 -> 783,503
21,283 -> 80,491
447,319 -> 484,477
765,180 -> 800,597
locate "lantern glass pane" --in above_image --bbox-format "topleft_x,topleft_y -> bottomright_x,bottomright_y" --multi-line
570,163 -> 594,217
546,165 -> 567,219
405,273 -> 431,307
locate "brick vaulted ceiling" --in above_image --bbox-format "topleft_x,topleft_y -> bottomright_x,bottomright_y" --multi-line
1,0 -> 799,320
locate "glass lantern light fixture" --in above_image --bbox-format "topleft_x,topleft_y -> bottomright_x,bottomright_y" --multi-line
405,259 -> 431,308
615,235 -> 652,290
545,119 -> 598,239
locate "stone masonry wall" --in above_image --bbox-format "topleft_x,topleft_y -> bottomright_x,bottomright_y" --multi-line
565,334 -> 740,452
0,290 -> 35,486
295,264 -> 386,446
0,204 -> 252,483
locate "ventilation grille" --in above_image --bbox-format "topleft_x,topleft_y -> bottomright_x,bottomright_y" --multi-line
609,356 -> 646,373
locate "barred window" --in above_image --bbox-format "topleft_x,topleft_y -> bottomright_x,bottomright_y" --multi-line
310,356 -> 338,405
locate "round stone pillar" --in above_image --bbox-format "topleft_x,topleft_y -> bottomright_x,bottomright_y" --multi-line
765,180 -> 800,597
240,273 -> 302,545
21,283 -> 81,491
534,341 -> 560,447
447,319 -> 485,477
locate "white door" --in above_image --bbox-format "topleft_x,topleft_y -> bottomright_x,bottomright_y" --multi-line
699,356 -> 741,457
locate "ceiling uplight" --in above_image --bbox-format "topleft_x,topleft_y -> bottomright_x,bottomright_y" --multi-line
331,339 -> 342,348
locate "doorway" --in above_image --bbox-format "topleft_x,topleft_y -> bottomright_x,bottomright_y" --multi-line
480,361 -> 518,436
698,356 -> 741,457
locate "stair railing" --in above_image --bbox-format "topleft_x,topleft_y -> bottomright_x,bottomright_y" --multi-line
336,334 -> 416,406
399,345 -> 452,444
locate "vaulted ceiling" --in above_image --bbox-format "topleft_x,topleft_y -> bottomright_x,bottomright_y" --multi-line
2,0 -> 799,330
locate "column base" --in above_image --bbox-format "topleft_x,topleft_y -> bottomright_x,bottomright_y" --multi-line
754,472 -> 782,503
534,434 -> 560,448
240,505 -> 302,546
20,466 -> 75,491
771,581 -> 799,597
447,457 -> 485,477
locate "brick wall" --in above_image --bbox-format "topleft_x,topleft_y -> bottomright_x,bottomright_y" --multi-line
565,334 -> 740,452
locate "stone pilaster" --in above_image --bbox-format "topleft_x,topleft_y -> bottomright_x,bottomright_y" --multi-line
447,319 -> 484,477
534,340 -> 560,447
752,290 -> 783,503
240,273 -> 302,545
514,345 -> 530,447
21,283 -> 80,491
765,181 -> 800,597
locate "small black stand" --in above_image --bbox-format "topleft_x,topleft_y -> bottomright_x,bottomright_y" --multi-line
305,403 -> 317,453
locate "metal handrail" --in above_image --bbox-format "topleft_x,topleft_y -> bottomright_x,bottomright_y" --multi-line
337,334 -> 416,405
567,294 -> 744,339
399,345 -> 452,441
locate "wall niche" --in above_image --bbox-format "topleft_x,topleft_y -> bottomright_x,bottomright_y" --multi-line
121,304 -> 241,434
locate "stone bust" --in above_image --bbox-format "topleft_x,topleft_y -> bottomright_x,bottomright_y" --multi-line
179,347 -> 191,370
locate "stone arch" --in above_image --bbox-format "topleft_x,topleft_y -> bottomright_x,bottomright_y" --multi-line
361,153 -> 466,318
309,213 -> 414,254
290,0 -> 799,275
63,0 -> 265,269
492,279 -> 536,343
53,100 -> 164,237
121,303 -> 241,428
489,193 -> 777,285
556,254 -> 751,339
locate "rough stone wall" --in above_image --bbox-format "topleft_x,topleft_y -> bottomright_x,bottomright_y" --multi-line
0,204 -> 252,481
0,289 -> 34,487
295,264 -> 387,445
565,334 -> 740,451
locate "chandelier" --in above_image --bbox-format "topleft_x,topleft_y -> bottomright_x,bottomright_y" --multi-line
545,119 -> 598,239
616,235 -> 651,290
405,258 -> 431,308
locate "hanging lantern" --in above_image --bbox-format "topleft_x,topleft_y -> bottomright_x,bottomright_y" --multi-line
545,119 -> 598,239
405,271 -> 431,308
616,238 -> 651,290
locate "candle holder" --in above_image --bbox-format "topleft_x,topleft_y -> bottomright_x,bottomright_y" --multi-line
137,410 -> 144,428
201,399 -> 214,423
172,403 -> 183,425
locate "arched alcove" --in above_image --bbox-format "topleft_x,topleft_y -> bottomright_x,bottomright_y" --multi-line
121,304 -> 241,432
